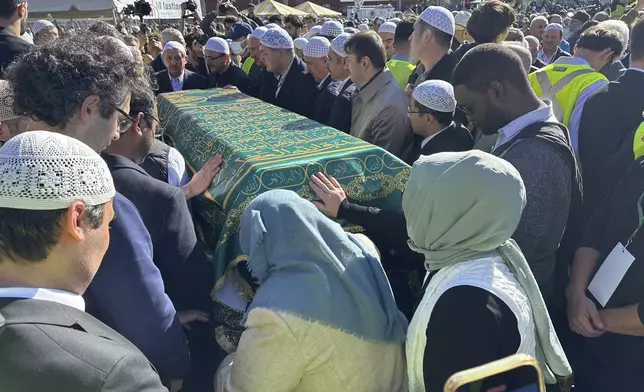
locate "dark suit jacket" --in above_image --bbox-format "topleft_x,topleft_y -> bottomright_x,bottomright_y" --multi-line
408,122 -> 474,165
312,75 -> 340,125
209,63 -> 252,94
153,69 -> 208,95
151,54 -> 165,73
103,154 -> 212,312
548,46 -> 571,64
259,56 -> 319,118
328,79 -> 357,133
532,58 -> 548,69
0,298 -> 167,391
579,69 -> 644,222
0,26 -> 31,75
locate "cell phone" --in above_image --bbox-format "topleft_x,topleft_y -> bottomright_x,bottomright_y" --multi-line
444,354 -> 545,392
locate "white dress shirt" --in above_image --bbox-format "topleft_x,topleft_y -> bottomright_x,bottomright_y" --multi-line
0,287 -> 85,311
169,71 -> 185,92
493,101 -> 557,152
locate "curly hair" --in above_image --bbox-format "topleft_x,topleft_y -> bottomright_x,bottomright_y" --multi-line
88,21 -> 121,38
6,34 -> 150,128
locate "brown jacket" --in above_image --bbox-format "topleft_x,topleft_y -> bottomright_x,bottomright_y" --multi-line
350,69 -> 414,161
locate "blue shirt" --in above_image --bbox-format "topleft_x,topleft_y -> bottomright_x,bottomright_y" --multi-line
559,40 -> 571,54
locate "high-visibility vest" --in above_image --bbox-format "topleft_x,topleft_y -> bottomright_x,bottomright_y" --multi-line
528,63 -> 607,127
611,4 -> 625,18
386,58 -> 416,88
634,122 -> 644,159
242,57 -> 255,75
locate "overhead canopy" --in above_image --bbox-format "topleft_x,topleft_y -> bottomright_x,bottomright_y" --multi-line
253,0 -> 308,16
294,2 -> 341,17
26,0 -> 130,19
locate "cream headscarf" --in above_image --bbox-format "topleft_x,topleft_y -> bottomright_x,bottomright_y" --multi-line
403,150 -> 572,387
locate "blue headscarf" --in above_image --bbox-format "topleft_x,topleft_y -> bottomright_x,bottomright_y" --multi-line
240,189 -> 407,342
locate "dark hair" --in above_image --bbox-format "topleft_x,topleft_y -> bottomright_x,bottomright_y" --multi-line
505,27 -> 524,42
7,34 -> 149,128
416,19 -> 453,50
572,10 -> 591,23
630,18 -> 644,61
577,25 -> 624,60
303,15 -> 317,24
394,18 -> 415,45
452,43 -> 531,93
284,14 -> 304,29
416,103 -> 454,126
467,0 -> 515,43
129,85 -> 156,126
223,15 -> 239,25
344,31 -> 387,69
0,0 -> 19,19
581,19 -> 600,33
268,15 -> 283,25
121,34 -> 139,47
0,204 -> 105,263
185,31 -> 208,48
88,21 -> 121,38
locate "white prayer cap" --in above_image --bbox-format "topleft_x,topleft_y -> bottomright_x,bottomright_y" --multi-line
412,80 -> 457,113
320,20 -> 343,38
0,80 -> 18,122
330,32 -> 352,57
266,23 -> 280,29
544,23 -> 563,32
0,131 -> 115,210
454,11 -> 471,29
293,37 -> 308,50
32,20 -> 55,35
304,25 -> 322,39
388,18 -> 402,24
357,23 -> 369,31
344,27 -> 358,34
378,22 -> 397,34
163,41 -> 186,54
303,36 -> 330,58
249,26 -> 268,41
205,37 -> 230,54
260,28 -> 294,50
419,6 -> 455,36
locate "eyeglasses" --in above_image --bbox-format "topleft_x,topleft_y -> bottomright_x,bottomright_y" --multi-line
458,105 -> 472,116
110,103 -> 163,135
205,54 -> 226,61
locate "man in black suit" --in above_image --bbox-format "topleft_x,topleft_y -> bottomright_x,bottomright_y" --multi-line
258,28 -> 318,118
153,41 -> 207,95
303,36 -> 340,125
579,18 -> 644,223
0,131 -> 167,392
0,0 -> 31,75
409,79 -> 473,162
327,33 -> 356,133
204,36 -> 251,93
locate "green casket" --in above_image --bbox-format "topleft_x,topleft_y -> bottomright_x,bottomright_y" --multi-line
158,88 -> 410,345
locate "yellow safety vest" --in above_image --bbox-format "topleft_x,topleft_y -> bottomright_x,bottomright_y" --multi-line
528,63 -> 607,127
386,59 -> 416,88
634,122 -> 644,159
611,4 -> 625,18
242,57 -> 255,75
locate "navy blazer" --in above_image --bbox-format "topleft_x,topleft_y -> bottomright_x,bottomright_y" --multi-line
153,69 -> 208,95
408,122 -> 474,164
312,75 -> 340,126
328,79 -> 356,133
260,56 -> 319,118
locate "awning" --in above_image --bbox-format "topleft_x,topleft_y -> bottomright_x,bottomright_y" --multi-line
294,1 -> 341,16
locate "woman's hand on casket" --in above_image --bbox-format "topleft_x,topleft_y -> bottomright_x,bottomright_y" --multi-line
183,154 -> 223,199
309,172 -> 346,218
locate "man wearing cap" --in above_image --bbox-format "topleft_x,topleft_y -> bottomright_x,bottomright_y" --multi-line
409,80 -> 473,160
31,19 -> 58,45
0,131 -> 168,392
346,31 -> 414,161
0,0 -> 31,75
259,27 -> 318,118
303,36 -> 339,125
226,22 -> 253,57
327,33 -> 356,133
386,19 -> 416,88
244,26 -> 267,97
320,20 -> 344,40
378,21 -> 397,60
537,23 -> 571,65
205,37 -> 251,93
407,6 -> 458,90
452,11 -> 471,50
567,10 -> 591,50
154,41 -> 208,95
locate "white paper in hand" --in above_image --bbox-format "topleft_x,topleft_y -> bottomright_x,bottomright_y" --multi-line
588,242 -> 636,307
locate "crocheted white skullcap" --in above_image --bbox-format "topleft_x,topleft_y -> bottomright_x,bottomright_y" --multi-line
0,131 -> 115,210
412,80 -> 457,113
330,33 -> 352,57
320,20 -> 343,38
265,23 -> 280,29
32,20 -> 55,35
357,23 -> 369,31
303,36 -> 330,58
260,27 -> 294,50
378,21 -> 397,34
304,25 -> 322,39
0,80 -> 18,122
293,37 -> 308,50
163,41 -> 186,54
454,11 -> 471,29
544,23 -> 563,32
249,26 -> 268,41
205,37 -> 229,54
420,6 -> 456,36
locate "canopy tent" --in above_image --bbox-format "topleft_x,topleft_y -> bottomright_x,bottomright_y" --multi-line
294,2 -> 341,16
253,0 -> 308,16
26,0 -> 130,19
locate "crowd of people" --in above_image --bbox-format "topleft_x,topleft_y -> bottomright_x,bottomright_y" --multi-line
0,0 -> 644,391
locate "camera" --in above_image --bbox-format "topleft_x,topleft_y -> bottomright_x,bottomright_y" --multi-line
185,0 -> 198,12
124,0 -> 152,20
218,1 -> 235,14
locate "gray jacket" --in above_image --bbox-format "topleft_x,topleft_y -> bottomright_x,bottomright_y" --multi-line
350,68 -> 414,162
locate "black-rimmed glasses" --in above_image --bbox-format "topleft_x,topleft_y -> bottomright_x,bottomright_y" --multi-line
111,103 -> 163,136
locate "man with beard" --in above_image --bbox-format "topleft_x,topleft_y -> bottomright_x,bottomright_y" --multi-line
452,43 -> 576,300
0,0 -> 31,75
204,37 -> 251,93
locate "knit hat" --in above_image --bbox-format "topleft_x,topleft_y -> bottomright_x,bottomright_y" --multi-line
544,23 -> 563,32
330,32 -> 352,57
357,23 -> 369,31
378,21 -> 397,34
293,37 -> 308,50
0,80 -> 18,122
249,26 -> 268,41
454,11 -> 471,29
412,80 -> 457,113
304,25 -> 322,39
303,36 -> 330,58
320,20 -> 343,38
205,37 -> 229,54
163,41 -> 186,54
32,20 -> 55,35
420,6 -> 455,36
265,23 -> 280,29
260,28 -> 294,50
0,131 -> 115,210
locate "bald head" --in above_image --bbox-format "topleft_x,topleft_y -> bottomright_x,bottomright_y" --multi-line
525,35 -> 539,58
503,41 -> 532,73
